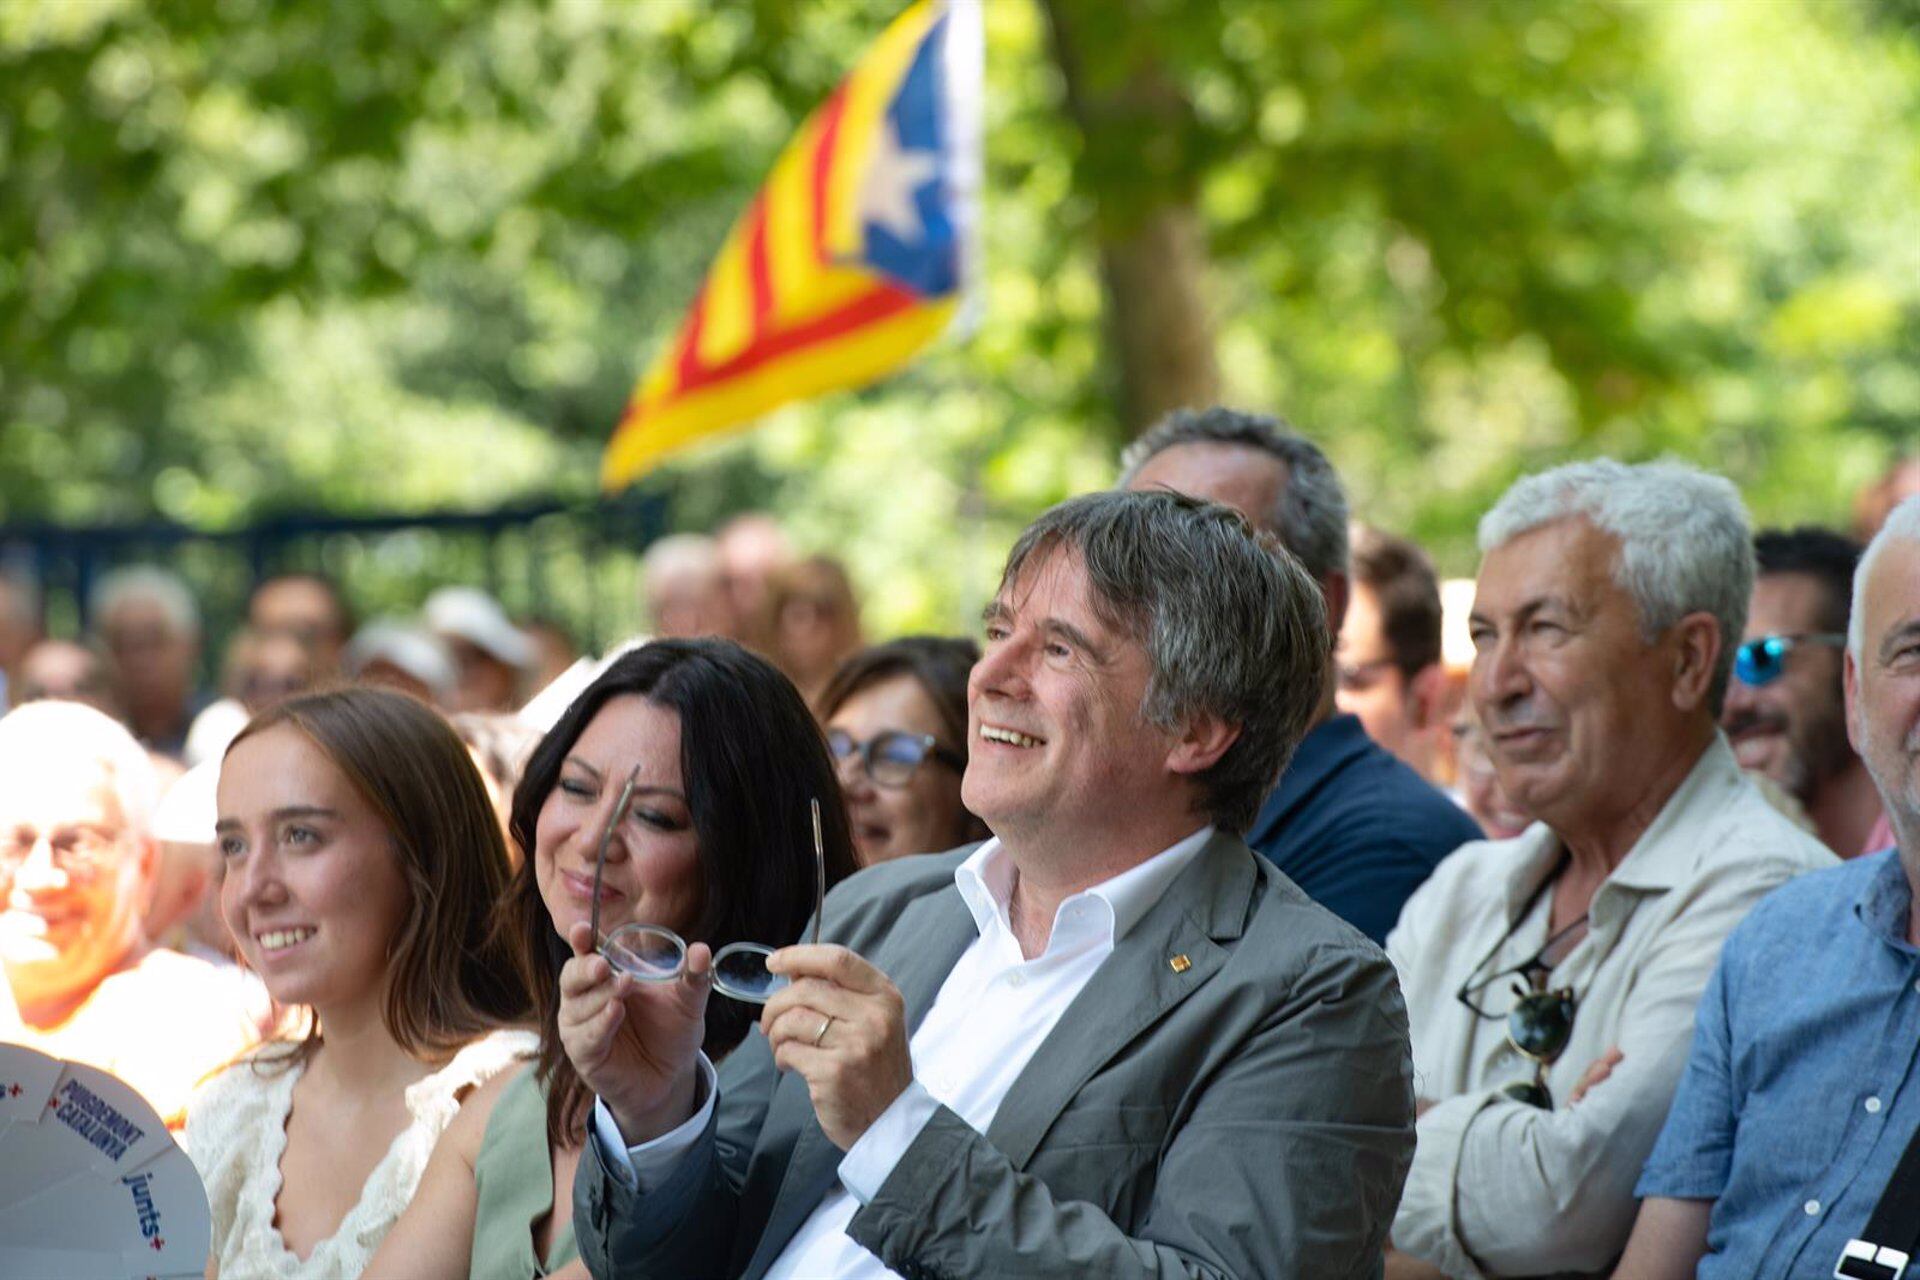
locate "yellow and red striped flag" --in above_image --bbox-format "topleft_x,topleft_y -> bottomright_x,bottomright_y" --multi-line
602,0 -> 981,488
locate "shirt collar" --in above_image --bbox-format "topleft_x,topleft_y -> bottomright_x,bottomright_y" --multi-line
953,825 -> 1217,953
1602,733 -> 1747,893
1494,733 -> 1746,915
1853,847 -> 1918,952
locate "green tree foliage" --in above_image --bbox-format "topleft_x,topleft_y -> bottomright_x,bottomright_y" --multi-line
1,0 -> 1914,638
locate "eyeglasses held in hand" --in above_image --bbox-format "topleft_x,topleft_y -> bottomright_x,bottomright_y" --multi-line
1733,633 -> 1845,688
590,772 -> 825,1004
825,728 -> 965,788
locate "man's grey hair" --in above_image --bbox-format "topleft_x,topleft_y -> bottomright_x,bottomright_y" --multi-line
1478,459 -> 1753,713
997,489 -> 1329,833
1851,495 -> 1920,665
0,699 -> 159,836
641,534 -> 723,587
90,565 -> 201,641
1118,406 -> 1351,583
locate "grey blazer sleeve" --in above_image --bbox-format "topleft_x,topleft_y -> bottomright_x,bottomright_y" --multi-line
573,1030 -> 783,1280
844,941 -> 1411,1280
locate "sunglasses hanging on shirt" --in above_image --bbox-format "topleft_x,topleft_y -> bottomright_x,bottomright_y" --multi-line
1455,853 -> 1588,1110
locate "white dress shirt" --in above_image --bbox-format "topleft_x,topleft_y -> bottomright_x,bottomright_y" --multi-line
593,826 -> 1213,1279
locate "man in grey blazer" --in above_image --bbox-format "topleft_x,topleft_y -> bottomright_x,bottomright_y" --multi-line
562,490 -> 1416,1279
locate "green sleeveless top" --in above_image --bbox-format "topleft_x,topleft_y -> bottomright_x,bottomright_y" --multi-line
470,1067 -> 578,1279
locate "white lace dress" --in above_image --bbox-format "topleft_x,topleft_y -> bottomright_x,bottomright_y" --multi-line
186,1030 -> 535,1280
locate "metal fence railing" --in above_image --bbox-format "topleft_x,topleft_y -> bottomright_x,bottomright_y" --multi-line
0,491 -> 670,664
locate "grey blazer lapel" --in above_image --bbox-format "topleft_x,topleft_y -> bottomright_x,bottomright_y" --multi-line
743,884 -> 978,1278
986,833 -> 1258,1169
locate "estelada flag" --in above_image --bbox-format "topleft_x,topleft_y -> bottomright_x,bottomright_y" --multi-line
601,0 -> 981,488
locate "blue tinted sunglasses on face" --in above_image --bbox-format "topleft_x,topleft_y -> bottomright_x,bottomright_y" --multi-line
1733,633 -> 1846,688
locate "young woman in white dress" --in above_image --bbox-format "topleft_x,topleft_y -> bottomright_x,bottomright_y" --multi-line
186,687 -> 533,1279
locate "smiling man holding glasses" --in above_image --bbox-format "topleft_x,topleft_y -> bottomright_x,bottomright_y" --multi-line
1383,460 -> 1834,1280
562,488 -> 1416,1280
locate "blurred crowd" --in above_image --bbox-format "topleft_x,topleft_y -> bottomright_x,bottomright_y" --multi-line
0,422 -> 1917,1280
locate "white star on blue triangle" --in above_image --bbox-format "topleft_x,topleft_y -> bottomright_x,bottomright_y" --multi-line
857,12 -> 960,298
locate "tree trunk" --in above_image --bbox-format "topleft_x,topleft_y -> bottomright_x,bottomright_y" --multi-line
1040,0 -> 1219,436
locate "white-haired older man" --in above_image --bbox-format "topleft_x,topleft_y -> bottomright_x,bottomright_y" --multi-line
0,700 -> 260,1128
1616,495 -> 1920,1280
1384,461 -> 1834,1280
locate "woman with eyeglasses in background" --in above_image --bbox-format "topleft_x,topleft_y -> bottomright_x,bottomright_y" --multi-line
369,638 -> 857,1280
816,636 -> 989,866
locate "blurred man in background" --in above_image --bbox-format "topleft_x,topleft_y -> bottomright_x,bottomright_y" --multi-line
90,566 -> 206,758
0,700 -> 260,1128
246,570 -> 353,679
640,533 -> 739,640
1722,527 -> 1885,857
0,570 -> 41,709
1451,706 -> 1532,840
1121,406 -> 1480,944
770,554 -> 865,706
12,638 -> 120,716
1340,525 -> 1452,784
717,512 -> 795,654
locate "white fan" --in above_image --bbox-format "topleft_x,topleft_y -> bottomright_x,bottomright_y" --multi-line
0,1043 -> 210,1279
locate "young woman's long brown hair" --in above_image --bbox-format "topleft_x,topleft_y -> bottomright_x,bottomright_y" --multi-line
227,687 -> 531,1070
497,638 -> 858,1147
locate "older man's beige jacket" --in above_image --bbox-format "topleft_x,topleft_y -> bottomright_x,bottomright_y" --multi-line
1386,734 -> 1835,1279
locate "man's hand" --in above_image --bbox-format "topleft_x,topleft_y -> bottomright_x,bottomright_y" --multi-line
1568,1046 -> 1623,1106
557,921 -> 710,1144
761,944 -> 913,1151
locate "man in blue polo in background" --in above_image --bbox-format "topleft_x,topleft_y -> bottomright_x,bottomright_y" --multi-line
1121,406 -> 1481,943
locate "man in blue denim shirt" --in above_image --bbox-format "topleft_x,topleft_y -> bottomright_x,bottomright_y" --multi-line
1618,494 -> 1920,1279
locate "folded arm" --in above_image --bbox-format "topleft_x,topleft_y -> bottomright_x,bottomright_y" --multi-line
1394,881 -> 1768,1278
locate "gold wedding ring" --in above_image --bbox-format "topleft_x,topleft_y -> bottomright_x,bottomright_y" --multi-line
812,1015 -> 833,1047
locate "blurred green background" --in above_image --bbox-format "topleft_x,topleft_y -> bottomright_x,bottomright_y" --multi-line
3,0 -> 1915,642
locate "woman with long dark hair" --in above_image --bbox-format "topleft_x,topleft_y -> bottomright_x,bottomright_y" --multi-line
371,638 -> 856,1280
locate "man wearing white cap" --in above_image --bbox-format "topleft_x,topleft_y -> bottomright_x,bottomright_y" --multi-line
425,587 -> 535,713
